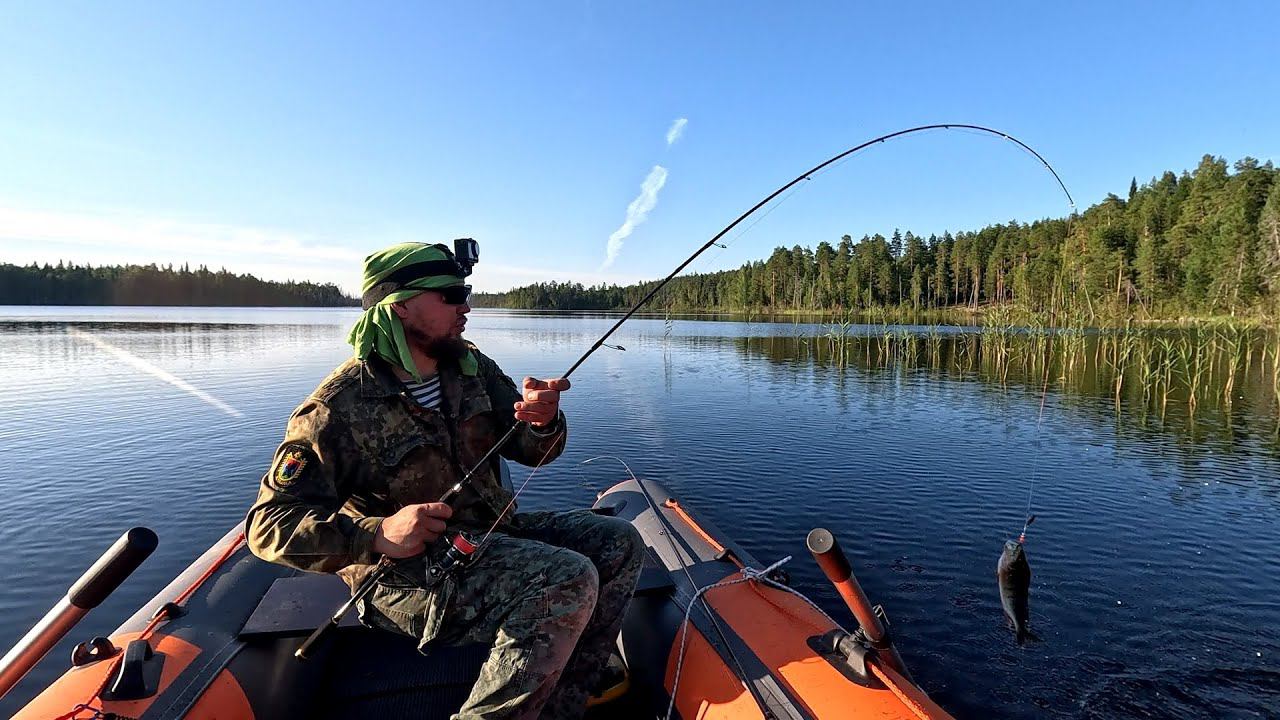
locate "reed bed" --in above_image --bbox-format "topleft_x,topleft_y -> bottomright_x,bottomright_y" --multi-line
789,314 -> 1279,438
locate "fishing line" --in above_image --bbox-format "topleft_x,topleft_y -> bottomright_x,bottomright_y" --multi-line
476,429 -> 566,548
1017,351 -> 1055,542
1014,208 -> 1076,541
686,179 -> 812,271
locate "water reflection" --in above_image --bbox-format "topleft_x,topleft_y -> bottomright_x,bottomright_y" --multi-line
650,328 -> 1280,461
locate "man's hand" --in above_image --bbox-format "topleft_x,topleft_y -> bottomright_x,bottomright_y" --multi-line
515,377 -> 570,427
373,503 -> 453,558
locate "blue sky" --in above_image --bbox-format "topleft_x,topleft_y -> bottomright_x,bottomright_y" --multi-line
1,2 -> 1276,294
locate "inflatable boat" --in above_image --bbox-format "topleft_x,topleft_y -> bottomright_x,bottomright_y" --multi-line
3,478 -> 953,719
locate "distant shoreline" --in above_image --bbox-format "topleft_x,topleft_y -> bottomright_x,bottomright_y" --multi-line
0,302 -> 358,308
1,262 -> 358,307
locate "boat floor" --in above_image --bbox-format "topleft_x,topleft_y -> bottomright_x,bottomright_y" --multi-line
297,629 -> 648,720
237,564 -> 662,719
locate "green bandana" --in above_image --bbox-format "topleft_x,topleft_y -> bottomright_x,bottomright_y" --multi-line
346,242 -> 478,380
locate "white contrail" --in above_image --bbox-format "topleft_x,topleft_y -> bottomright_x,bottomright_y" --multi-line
603,165 -> 668,269
666,118 -> 688,146
67,328 -> 244,418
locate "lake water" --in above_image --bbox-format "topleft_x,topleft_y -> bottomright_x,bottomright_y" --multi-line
0,307 -> 1277,719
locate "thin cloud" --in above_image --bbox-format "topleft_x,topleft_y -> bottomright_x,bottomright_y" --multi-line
666,118 -> 688,146
603,165 -> 668,269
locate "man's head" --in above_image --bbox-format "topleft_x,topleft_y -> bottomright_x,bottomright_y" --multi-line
350,242 -> 475,373
390,282 -> 471,361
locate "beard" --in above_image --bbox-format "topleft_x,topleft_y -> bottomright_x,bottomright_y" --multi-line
403,324 -> 468,363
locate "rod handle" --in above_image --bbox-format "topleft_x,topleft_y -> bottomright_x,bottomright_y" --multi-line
69,527 -> 159,610
294,618 -> 336,660
296,559 -> 391,660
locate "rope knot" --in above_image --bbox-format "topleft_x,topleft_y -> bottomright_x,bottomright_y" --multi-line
740,555 -> 792,582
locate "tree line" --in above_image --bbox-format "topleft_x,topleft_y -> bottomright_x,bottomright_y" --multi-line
475,155 -> 1280,319
0,262 -> 357,307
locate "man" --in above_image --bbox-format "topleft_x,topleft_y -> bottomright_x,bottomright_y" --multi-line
246,241 -> 644,720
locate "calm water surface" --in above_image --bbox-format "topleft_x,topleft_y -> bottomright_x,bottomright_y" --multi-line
0,307 -> 1277,718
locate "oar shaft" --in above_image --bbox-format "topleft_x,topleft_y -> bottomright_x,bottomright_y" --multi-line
0,598 -> 85,698
806,528 -> 912,680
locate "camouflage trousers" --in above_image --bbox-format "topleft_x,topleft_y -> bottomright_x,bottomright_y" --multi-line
358,509 -> 644,720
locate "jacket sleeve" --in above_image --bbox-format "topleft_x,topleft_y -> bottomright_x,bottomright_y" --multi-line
245,400 -> 382,573
475,350 -> 568,467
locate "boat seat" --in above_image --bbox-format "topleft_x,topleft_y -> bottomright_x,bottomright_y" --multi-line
241,544 -> 675,641
635,546 -> 676,596
237,573 -> 487,719
239,573 -> 363,639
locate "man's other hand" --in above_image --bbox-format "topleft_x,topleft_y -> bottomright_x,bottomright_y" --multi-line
515,377 -> 570,427
374,502 -> 453,558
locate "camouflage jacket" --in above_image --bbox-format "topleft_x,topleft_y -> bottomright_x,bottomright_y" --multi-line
245,347 -> 566,585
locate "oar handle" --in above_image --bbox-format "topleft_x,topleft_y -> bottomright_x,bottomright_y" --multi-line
70,527 -> 159,610
806,528 -> 912,681
0,527 -> 158,700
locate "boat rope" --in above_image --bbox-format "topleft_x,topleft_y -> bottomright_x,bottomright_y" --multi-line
52,533 -> 246,720
665,556 -> 793,720
580,458 -> 774,715
867,663 -> 933,720
580,460 -> 940,719
622,474 -> 775,718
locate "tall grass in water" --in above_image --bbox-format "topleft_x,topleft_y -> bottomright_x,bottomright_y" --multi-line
823,311 -> 855,368
1104,322 -> 1140,414
1268,328 -> 1280,438
980,305 -> 1017,387
1272,331 -> 1280,410
927,326 -> 944,371
1180,332 -> 1210,414
1215,321 -> 1252,409
1155,336 -> 1178,420
737,309 -> 1277,450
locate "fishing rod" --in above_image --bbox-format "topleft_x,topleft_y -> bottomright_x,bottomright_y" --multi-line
298,123 -> 1077,659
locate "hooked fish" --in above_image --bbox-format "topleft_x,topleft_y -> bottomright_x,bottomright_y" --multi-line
996,518 -> 1043,644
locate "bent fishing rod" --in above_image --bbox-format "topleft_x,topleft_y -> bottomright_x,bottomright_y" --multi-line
297,123 -> 1076,659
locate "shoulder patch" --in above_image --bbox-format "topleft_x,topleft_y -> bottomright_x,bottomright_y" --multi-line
273,444 -> 315,488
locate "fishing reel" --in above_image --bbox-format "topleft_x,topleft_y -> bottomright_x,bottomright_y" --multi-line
425,531 -> 480,585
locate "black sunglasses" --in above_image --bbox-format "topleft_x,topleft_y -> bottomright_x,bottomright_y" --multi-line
433,285 -> 472,305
